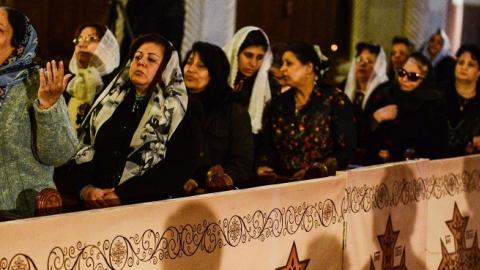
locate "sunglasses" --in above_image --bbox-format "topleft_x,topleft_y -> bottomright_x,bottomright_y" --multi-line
73,36 -> 99,45
397,68 -> 424,82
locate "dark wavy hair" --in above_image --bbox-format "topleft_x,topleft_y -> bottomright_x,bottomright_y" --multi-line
127,34 -> 173,92
455,44 -> 480,62
182,41 -> 231,112
238,30 -> 268,54
2,7 -> 27,48
392,36 -> 415,52
73,23 -> 107,40
355,42 -> 381,57
284,41 -> 329,80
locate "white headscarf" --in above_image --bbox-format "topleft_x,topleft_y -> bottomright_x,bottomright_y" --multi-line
421,29 -> 452,67
344,46 -> 388,109
67,28 -> 121,130
223,26 -> 272,134
74,45 -> 188,184
69,28 -> 120,77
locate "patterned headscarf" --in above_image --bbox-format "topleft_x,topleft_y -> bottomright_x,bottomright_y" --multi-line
223,26 -> 272,134
0,14 -> 37,110
74,42 -> 188,184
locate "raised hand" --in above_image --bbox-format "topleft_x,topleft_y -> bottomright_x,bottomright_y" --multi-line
38,60 -> 72,109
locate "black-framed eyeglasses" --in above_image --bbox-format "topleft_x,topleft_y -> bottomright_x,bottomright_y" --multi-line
73,36 -> 99,45
397,68 -> 424,82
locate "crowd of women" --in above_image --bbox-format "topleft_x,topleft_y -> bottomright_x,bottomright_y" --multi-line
0,7 -> 479,218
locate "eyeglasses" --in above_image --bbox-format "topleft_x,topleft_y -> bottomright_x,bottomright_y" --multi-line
397,68 -> 424,82
73,36 -> 99,45
355,57 -> 375,66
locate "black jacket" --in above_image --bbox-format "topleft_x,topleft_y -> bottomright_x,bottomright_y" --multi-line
69,91 -> 202,204
368,83 -> 448,163
192,100 -> 254,188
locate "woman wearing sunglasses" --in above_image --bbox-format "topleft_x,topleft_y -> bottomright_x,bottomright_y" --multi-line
444,44 -> 480,157
368,52 -> 448,163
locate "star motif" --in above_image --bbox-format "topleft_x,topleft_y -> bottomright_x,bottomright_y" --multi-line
377,215 -> 400,268
446,202 -> 469,250
276,242 -> 310,270
438,202 -> 480,269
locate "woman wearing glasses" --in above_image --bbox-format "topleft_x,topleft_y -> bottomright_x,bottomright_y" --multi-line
443,45 -> 480,157
341,42 -> 389,165
368,52 -> 448,163
66,24 -> 120,132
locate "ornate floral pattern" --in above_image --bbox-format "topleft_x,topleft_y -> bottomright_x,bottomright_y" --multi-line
1,170 -> 479,269
258,85 -> 355,175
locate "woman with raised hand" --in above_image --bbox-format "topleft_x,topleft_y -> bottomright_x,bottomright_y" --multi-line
0,7 -> 77,217
256,42 -> 356,183
71,34 -> 201,208
223,26 -> 272,134
182,42 -> 253,193
66,23 -> 120,132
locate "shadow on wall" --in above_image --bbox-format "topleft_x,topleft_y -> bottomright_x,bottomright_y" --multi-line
161,201 -> 222,270
365,165 -> 426,270
307,232 -> 346,270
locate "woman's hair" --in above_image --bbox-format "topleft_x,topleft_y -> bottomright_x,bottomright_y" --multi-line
128,34 -> 173,89
392,36 -> 415,52
284,41 -> 328,79
455,44 -> 480,62
182,41 -> 231,111
270,42 -> 288,68
238,30 -> 268,54
355,42 -> 381,57
73,23 -> 107,40
2,7 -> 27,48
407,52 -> 432,77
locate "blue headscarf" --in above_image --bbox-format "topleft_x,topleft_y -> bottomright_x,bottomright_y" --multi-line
0,14 -> 37,109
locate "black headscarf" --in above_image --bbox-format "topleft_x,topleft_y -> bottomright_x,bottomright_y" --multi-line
392,52 -> 442,111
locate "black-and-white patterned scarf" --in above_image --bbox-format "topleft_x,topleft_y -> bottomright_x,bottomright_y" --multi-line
74,50 -> 188,184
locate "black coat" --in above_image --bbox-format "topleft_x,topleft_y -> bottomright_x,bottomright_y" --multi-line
368,83 -> 449,163
68,91 -> 202,204
192,100 -> 254,188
